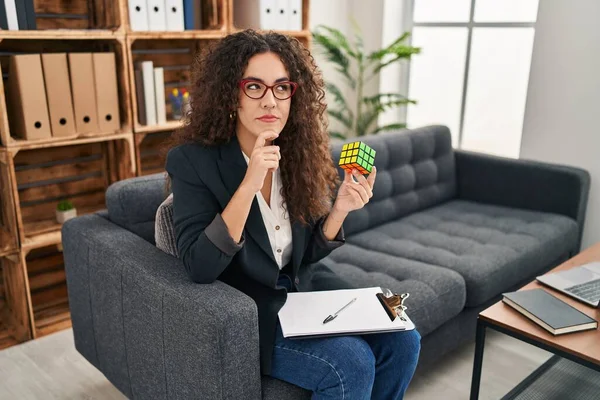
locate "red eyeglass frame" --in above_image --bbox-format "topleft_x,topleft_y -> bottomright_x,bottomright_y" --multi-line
238,79 -> 299,100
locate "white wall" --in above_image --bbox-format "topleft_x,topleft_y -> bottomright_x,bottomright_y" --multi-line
309,0 -> 385,136
520,0 -> 600,250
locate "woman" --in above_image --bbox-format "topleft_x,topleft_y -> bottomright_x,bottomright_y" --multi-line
164,29 -> 420,399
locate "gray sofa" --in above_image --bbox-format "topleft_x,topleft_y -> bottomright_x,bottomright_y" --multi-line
62,125 -> 590,399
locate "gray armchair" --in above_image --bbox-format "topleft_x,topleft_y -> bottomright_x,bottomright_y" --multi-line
63,175 -> 310,399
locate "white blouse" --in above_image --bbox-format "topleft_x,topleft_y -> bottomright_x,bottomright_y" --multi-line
242,152 -> 293,269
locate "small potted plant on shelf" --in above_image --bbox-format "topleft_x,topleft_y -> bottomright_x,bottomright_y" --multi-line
56,199 -> 77,224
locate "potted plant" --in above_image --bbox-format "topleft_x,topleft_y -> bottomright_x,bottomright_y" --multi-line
56,199 -> 77,223
312,22 -> 421,138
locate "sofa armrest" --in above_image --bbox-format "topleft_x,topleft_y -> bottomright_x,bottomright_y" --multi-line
454,149 -> 591,248
62,213 -> 262,400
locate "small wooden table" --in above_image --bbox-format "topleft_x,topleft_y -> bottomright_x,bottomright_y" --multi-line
469,243 -> 600,399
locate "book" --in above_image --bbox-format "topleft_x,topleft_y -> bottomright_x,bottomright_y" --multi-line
502,288 -> 598,335
277,287 -> 415,339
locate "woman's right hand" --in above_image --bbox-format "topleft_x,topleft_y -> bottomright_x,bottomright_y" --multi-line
241,130 -> 281,193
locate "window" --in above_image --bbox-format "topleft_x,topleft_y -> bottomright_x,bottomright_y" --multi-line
406,0 -> 539,158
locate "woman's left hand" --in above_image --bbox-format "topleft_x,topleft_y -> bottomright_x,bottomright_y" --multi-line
332,167 -> 377,215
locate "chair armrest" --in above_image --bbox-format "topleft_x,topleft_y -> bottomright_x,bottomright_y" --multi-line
454,150 -> 591,249
62,213 -> 262,400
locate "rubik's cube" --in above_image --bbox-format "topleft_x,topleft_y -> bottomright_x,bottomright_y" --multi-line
338,141 -> 376,175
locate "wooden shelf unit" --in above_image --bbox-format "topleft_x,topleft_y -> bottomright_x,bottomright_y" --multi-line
0,150 -> 18,256
0,36 -> 132,148
134,131 -> 174,177
127,36 -> 221,133
1,136 -> 135,249
0,0 -> 312,349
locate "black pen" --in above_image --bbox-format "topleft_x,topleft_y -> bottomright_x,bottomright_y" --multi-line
323,297 -> 357,324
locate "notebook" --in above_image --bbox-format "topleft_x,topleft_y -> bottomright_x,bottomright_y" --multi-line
278,287 -> 415,339
502,288 -> 598,335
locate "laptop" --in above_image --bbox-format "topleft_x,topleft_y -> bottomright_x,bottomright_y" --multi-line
536,262 -> 600,308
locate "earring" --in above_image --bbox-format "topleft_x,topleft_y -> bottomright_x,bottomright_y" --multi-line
229,111 -> 236,120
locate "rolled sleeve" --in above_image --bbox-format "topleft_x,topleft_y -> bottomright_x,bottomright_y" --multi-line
314,216 -> 345,250
204,213 -> 245,256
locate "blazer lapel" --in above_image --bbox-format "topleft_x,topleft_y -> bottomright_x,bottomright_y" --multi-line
217,136 -> 277,265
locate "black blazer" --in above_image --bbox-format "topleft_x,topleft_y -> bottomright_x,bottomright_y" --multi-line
165,135 -> 350,375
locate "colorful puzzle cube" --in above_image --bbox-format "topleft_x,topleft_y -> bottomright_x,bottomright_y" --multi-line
338,141 -> 376,175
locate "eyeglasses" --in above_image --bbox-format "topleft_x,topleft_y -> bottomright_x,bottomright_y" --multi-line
239,79 -> 298,100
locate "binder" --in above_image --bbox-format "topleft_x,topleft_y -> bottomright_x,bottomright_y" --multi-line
153,67 -> 166,124
147,0 -> 167,31
128,0 -> 149,31
0,0 -> 9,29
22,0 -> 35,29
183,0 -> 201,30
272,0 -> 288,30
165,0 -> 184,31
233,0 -> 277,30
6,55 -> 52,140
68,53 -> 100,134
278,287 -> 415,339
4,0 -> 18,30
136,61 -> 157,125
40,53 -> 76,138
14,0 -> 27,29
134,69 -> 147,125
92,53 -> 121,133
287,0 -> 302,31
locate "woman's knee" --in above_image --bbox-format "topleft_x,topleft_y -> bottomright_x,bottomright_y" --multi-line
394,329 -> 421,364
317,338 -> 376,397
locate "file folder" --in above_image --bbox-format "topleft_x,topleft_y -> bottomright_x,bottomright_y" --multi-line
183,0 -> 201,29
288,0 -> 302,31
234,0 -> 277,30
0,0 -> 9,29
68,53 -> 99,134
147,0 -> 167,31
165,0 -> 184,31
92,52 -> 121,133
14,0 -> 27,29
22,0 -> 36,29
6,54 -> 52,140
273,0 -> 288,30
128,0 -> 149,31
41,53 -> 76,138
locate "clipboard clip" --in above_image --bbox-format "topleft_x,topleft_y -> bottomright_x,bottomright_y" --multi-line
377,288 -> 410,322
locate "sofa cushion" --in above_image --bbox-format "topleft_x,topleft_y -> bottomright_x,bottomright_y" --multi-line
344,199 -> 579,307
155,193 -> 178,257
322,246 -> 467,336
331,125 -> 457,236
106,172 -> 168,244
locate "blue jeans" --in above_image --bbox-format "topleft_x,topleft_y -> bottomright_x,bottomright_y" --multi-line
270,274 -> 421,399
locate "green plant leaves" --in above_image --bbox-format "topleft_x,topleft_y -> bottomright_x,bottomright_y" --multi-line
312,22 -> 420,137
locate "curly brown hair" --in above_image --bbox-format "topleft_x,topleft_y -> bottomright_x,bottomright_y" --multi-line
162,29 -> 339,226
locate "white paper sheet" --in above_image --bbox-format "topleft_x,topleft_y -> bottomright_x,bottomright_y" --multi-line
278,287 -> 415,339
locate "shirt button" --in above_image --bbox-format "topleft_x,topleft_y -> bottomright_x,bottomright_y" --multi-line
277,249 -> 282,253
275,225 -> 280,230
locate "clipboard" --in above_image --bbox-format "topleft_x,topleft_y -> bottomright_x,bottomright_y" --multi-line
278,287 -> 415,339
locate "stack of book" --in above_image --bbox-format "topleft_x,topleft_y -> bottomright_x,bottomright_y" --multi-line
135,61 -> 188,126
